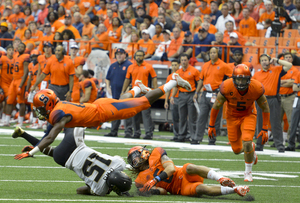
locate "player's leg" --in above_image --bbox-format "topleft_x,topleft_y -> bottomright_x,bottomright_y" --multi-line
195,184 -> 250,197
16,79 -> 28,126
3,81 -> 17,126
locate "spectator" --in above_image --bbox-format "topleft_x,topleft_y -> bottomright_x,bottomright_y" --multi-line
91,23 -> 109,51
38,23 -> 54,53
118,0 -> 130,19
284,0 -> 296,13
81,0 -> 95,19
8,5 -> 25,29
155,7 -> 174,29
200,0 -> 211,14
47,11 -> 64,34
121,50 -> 157,140
29,22 -> 43,46
52,32 -> 63,50
239,8 -> 258,37
57,6 -> 66,23
172,54 -> 200,143
166,60 -> 180,141
193,8 -> 202,20
96,0 -> 108,21
167,27 -> 184,60
231,1 -> 243,27
215,4 -> 236,33
128,0 -> 150,15
180,0 -> 189,13
120,23 -> 133,50
148,0 -> 158,19
79,35 -> 91,58
190,16 -> 202,34
227,49 -> 252,69
23,29 -> 36,51
3,6 -> 12,19
194,27 -> 216,62
172,11 -> 190,31
57,14 -> 81,40
223,21 -> 248,46
152,23 -> 164,45
104,48 -> 133,138
227,1 -> 234,14
258,1 -> 274,24
91,15 -> 99,27
7,22 -> 15,36
124,9 -> 136,26
144,15 -> 155,38
227,32 -> 243,62
193,47 -> 232,145
14,19 -> 27,40
137,30 -> 155,59
37,0 -> 49,26
107,17 -> 123,46
157,13 -> 174,31
136,6 -> 146,19
48,0 -> 59,12
24,6 -> 34,27
253,54 -> 293,152
151,29 -> 172,60
62,29 -> 76,53
103,8 -> 114,29
177,31 -> 194,58
0,22 -> 13,48
210,1 -> 222,25
237,0 -> 259,23
290,0 -> 300,29
31,2 -> 41,22
138,23 -> 147,38
60,0 -> 74,13
279,53 -> 298,145
126,31 -> 139,58
254,0 -> 266,16
172,1 -> 181,14
211,31 -> 227,60
110,2 -> 120,17
73,12 -> 83,36
203,15 -> 218,34
31,45 -> 75,101
82,15 -> 95,39
182,2 -> 197,22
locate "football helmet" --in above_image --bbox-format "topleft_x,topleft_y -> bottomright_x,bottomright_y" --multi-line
232,64 -> 251,91
127,146 -> 150,169
106,170 -> 132,195
33,89 -> 59,120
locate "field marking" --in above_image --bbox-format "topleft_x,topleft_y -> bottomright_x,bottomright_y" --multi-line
1,129 -> 300,158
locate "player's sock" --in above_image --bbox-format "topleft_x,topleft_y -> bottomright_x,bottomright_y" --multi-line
283,132 -> 287,144
158,80 -> 177,94
268,130 -> 272,138
128,86 -> 142,97
18,116 -> 24,125
245,162 -> 253,172
207,169 -> 223,181
5,114 -> 11,124
22,131 -> 40,146
2,113 -> 5,122
11,110 -> 17,117
221,186 -> 235,195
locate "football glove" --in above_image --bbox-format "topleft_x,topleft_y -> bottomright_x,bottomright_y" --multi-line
140,179 -> 158,192
257,129 -> 268,145
208,125 -> 216,139
21,145 -> 34,153
14,151 -> 33,160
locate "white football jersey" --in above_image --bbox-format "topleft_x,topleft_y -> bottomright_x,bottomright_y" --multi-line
65,128 -> 126,196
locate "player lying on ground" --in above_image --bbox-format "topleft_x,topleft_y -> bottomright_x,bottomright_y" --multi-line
127,146 -> 250,197
13,73 -> 192,159
207,64 -> 270,182
13,127 -> 132,196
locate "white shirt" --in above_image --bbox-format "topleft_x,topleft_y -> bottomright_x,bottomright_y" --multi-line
154,40 -> 171,57
215,14 -> 237,34
147,24 -> 156,38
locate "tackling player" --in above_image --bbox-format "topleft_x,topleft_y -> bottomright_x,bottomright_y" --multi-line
208,64 -> 270,182
13,127 -> 132,196
127,146 -> 250,197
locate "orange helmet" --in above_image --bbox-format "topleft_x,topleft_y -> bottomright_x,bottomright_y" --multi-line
232,64 -> 252,91
33,89 -> 60,119
127,146 -> 150,169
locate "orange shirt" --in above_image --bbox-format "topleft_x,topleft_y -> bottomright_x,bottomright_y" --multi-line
23,39 -> 36,49
167,37 -> 183,57
152,34 -> 164,45
166,73 -> 179,97
13,54 -> 30,81
200,59 -> 232,91
74,2 -> 86,15
252,65 -> 286,96
96,8 -> 107,20
220,78 -> 264,118
79,43 -> 91,57
176,65 -> 200,92
208,24 -> 218,34
170,31 -> 185,39
135,147 -> 189,195
37,54 -> 55,82
30,30 -> 44,41
126,43 -> 139,58
8,12 -> 25,29
81,78 -> 98,103
82,23 -> 95,39
43,56 -> 75,86
137,39 -> 156,55
28,62 -> 39,86
81,0 -> 95,12
279,66 -> 298,95
239,17 -> 257,37
57,25 -> 81,39
91,32 -> 110,50
25,15 -> 34,26
0,55 -> 14,84
107,26 -> 122,43
14,27 -> 27,39
258,11 -> 275,23
200,6 -> 211,14
126,62 -> 157,86
38,34 -> 55,53
60,1 -> 75,12
223,30 -> 247,46
104,18 -> 112,29
51,20 -> 64,34
148,2 -> 158,17
294,72 -> 300,97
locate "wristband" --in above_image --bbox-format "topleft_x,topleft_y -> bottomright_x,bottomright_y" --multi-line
209,125 -> 215,128
69,91 -> 73,93
156,171 -> 168,182
29,146 -> 40,156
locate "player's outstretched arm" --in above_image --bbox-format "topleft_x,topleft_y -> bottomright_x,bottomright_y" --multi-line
208,93 -> 226,138
256,95 -> 270,144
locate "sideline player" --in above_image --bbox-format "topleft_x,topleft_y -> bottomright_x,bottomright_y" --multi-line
208,64 -> 270,182
127,146 -> 250,197
13,74 -> 192,159
13,127 -> 132,196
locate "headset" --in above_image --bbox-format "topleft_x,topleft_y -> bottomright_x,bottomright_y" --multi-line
134,50 -> 145,60
259,54 -> 271,63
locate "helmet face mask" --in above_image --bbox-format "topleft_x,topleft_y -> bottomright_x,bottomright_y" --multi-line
233,76 -> 250,91
33,89 -> 59,119
232,64 -> 251,91
127,146 -> 150,169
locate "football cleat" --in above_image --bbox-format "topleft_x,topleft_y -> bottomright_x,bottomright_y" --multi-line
234,186 -> 250,197
21,145 -> 34,153
218,177 -> 236,188
12,126 -> 25,139
244,172 -> 253,182
172,73 -> 192,91
135,80 -> 152,94
0,122 -> 10,127
252,142 -> 258,165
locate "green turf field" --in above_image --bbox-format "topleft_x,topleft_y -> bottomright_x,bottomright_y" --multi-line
1,127 -> 299,203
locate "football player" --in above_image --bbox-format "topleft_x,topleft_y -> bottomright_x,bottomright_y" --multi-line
127,146 -> 250,197
13,127 -> 132,196
208,64 -> 270,182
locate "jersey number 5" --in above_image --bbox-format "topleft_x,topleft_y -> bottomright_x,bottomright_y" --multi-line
82,153 -> 112,183
236,101 -> 246,111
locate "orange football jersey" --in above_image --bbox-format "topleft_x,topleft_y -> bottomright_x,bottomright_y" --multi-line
13,54 -> 30,80
0,55 -> 14,84
81,78 -> 98,103
28,62 -> 39,86
220,78 -> 264,118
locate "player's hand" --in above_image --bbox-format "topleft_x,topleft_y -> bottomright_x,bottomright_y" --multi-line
21,145 -> 34,153
30,86 -> 36,92
257,129 -> 268,145
164,102 -> 169,109
193,94 -> 198,103
14,151 -> 33,160
140,179 -> 158,192
208,125 -> 216,139
65,91 -> 71,101
17,87 -> 22,95
24,91 -> 29,99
